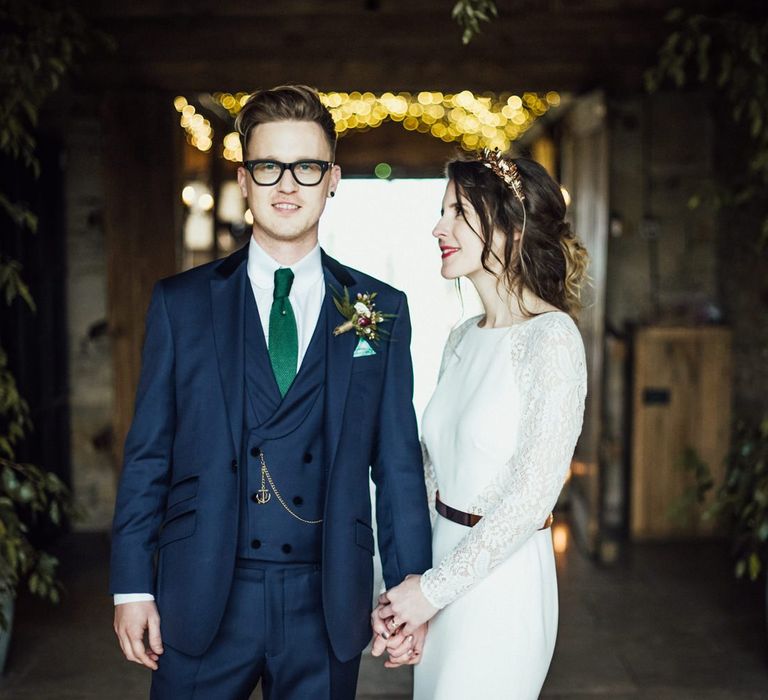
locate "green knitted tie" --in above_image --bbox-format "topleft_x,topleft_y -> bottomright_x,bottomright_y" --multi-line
268,268 -> 298,397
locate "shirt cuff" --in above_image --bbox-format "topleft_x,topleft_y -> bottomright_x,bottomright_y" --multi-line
114,593 -> 155,606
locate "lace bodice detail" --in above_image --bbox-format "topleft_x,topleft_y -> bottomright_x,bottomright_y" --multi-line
420,313 -> 587,609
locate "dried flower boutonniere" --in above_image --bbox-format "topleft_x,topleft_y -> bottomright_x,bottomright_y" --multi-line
332,287 -> 394,343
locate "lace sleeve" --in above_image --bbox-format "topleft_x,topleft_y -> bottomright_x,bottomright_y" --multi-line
420,317 -> 587,609
422,317 -> 478,526
422,440 -> 438,527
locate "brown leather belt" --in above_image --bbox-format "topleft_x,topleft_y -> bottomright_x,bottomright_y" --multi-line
435,491 -> 554,530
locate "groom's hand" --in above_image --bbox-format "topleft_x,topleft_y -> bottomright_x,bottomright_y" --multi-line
383,623 -> 427,668
114,601 -> 163,670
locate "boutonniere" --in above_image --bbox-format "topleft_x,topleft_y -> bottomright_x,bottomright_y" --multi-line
332,287 -> 395,343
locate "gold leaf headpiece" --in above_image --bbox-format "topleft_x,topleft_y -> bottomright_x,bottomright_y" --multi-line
481,148 -> 525,203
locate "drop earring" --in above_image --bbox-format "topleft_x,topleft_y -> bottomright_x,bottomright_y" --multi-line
329,191 -> 335,198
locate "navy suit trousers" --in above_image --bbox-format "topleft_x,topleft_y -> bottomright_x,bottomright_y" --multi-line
150,562 -> 361,700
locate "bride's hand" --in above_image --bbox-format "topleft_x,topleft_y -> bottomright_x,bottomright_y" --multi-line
375,574 -> 438,636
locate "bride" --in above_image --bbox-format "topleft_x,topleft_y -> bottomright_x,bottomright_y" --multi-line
372,149 -> 588,699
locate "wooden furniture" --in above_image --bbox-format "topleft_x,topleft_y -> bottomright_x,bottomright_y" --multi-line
630,326 -> 732,539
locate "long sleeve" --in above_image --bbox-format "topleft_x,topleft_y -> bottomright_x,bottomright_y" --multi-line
370,293 -> 432,588
109,282 -> 176,595
422,440 -> 438,528
420,317 -> 587,609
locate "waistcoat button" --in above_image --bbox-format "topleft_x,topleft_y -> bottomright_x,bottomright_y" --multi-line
292,496 -> 303,506
303,452 -> 313,463
251,539 -> 261,549
281,543 -> 292,554
250,446 -> 260,457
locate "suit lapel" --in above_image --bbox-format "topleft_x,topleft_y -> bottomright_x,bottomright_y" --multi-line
322,251 -> 357,473
210,245 -> 249,457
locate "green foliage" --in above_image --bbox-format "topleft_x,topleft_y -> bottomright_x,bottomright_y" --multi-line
0,0 -> 96,181
669,447 -> 714,525
684,419 -> 768,581
645,9 -> 768,246
0,1 -> 101,623
0,458 -> 76,628
0,347 -> 32,461
452,0 -> 498,44
709,418 -> 768,581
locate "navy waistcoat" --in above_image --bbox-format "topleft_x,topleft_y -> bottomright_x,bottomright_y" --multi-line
237,286 -> 327,562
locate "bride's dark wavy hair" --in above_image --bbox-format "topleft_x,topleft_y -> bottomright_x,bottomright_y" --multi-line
446,153 -> 589,318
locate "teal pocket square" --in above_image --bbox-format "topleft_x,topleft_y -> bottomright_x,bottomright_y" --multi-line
353,338 -> 376,357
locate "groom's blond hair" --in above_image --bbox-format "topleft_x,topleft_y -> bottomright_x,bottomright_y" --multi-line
235,85 -> 337,158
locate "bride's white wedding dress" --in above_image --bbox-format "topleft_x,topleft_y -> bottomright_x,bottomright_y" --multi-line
414,312 -> 587,700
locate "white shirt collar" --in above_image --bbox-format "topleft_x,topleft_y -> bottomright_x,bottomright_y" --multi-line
247,236 -> 324,293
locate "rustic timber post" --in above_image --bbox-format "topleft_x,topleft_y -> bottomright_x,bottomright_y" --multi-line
102,91 -> 179,472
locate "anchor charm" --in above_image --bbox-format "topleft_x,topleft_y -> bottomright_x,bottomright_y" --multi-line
256,451 -> 271,504
255,487 -> 271,505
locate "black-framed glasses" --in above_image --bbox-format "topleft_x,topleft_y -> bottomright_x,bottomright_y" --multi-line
243,159 -> 334,186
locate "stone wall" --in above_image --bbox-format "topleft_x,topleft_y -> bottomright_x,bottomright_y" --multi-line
715,115 -> 768,423
65,99 -> 116,531
606,91 -> 718,331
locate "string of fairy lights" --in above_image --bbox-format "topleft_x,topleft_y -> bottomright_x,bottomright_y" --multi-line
173,90 -> 561,162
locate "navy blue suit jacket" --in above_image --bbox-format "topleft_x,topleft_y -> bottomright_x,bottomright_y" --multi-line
109,244 -> 432,661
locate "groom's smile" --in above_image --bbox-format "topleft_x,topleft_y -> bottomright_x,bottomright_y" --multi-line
272,201 -> 301,213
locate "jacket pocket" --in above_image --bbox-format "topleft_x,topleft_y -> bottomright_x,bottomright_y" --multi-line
354,519 -> 375,555
158,502 -> 197,548
166,474 -> 199,509
351,354 -> 385,375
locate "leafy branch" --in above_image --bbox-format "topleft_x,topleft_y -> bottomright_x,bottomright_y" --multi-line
0,1 -> 112,238
452,0 -> 498,44
645,9 -> 768,245
0,0 -> 102,626
0,458 -> 77,628
679,420 -> 768,581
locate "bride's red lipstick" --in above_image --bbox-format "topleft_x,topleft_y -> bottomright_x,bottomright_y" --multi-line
440,246 -> 460,259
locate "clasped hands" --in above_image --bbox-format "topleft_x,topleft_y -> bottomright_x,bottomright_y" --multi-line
370,574 -> 438,668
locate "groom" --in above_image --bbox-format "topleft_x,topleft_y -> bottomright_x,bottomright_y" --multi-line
110,84 -> 432,699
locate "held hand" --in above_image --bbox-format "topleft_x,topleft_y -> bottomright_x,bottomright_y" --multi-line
114,601 -> 164,670
370,601 -> 392,645
375,574 -> 438,637
370,601 -> 399,658
383,623 -> 428,668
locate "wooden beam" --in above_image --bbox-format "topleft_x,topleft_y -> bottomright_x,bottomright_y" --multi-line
103,91 -> 179,471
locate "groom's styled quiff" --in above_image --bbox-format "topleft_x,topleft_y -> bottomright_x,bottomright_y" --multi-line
235,85 -> 337,157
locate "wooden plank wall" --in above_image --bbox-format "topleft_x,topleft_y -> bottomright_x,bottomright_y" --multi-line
103,91 -> 179,471
630,326 -> 732,539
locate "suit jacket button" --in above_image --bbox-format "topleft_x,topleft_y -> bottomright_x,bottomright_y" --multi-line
281,543 -> 292,554
303,452 -> 312,463
250,446 -> 260,457
251,492 -> 261,503
231,459 -> 238,472
251,539 -> 261,549
292,496 -> 303,506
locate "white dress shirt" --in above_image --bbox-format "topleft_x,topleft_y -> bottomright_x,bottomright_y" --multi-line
114,238 -> 326,605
